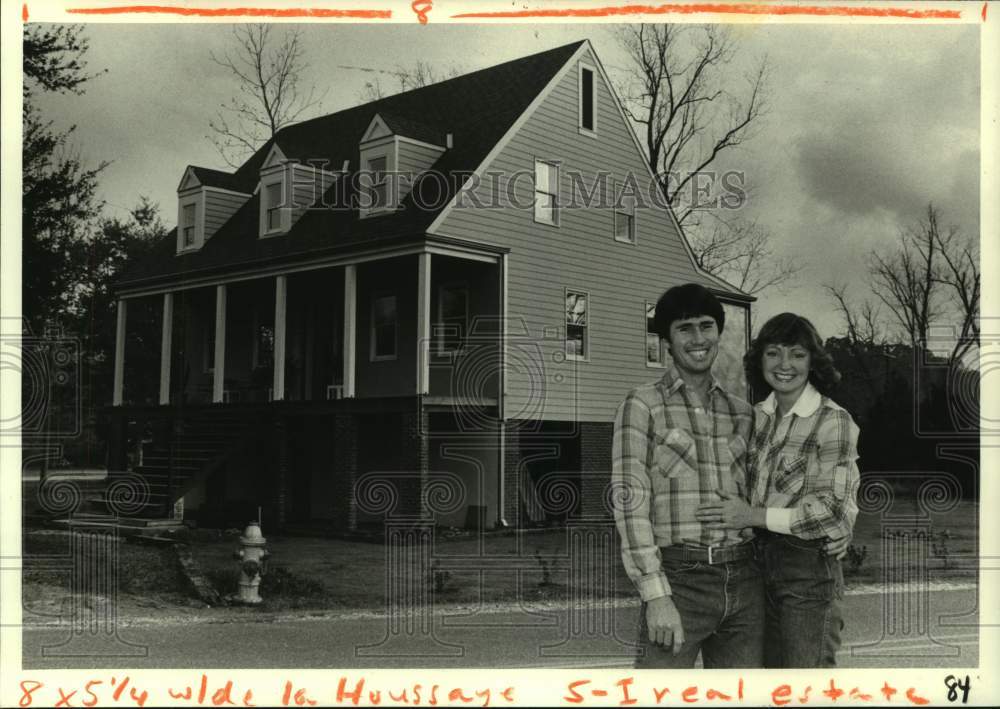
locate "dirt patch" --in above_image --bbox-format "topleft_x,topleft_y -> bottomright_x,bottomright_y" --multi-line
21,498 -> 978,619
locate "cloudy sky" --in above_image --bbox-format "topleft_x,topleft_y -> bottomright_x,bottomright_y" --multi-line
30,21 -> 980,340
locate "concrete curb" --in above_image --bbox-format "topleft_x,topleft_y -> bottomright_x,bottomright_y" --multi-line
173,542 -> 226,608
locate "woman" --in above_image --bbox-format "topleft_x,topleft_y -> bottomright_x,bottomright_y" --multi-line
695,313 -> 861,668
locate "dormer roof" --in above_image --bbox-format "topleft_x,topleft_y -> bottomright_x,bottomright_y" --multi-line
260,143 -> 291,171
373,111 -> 447,147
177,165 -> 245,193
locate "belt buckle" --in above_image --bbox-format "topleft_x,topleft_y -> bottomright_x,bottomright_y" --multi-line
707,545 -> 716,565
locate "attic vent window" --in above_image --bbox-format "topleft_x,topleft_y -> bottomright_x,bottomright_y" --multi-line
182,203 -> 196,247
579,64 -> 596,135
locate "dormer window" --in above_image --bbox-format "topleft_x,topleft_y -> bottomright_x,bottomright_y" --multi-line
358,112 -> 445,218
367,156 -> 388,210
265,182 -> 283,231
181,204 -> 196,247
175,165 -> 248,253
176,190 -> 203,253
258,143 -> 292,236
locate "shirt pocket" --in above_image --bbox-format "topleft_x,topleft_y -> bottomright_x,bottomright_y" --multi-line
774,455 -> 808,496
654,429 -> 697,479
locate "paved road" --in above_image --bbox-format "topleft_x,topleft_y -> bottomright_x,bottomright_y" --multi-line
21,587 -> 979,669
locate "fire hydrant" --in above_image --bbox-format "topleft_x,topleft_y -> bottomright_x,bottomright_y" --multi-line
233,521 -> 269,604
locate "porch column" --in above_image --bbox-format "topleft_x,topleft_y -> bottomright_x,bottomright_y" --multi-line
113,299 -> 127,406
159,293 -> 173,405
416,252 -> 431,395
497,252 -> 509,525
273,275 -> 287,401
212,285 -> 227,403
343,264 -> 357,398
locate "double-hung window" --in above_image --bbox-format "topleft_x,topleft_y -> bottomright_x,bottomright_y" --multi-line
368,156 -> 388,210
646,302 -> 667,367
614,189 -> 636,244
565,290 -> 588,361
436,284 -> 468,355
181,204 -> 196,247
371,294 -> 397,360
265,182 -> 283,232
534,160 -> 559,226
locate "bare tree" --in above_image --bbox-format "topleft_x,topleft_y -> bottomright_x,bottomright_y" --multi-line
356,60 -> 464,102
824,282 -> 888,394
931,212 -> 980,365
208,25 -> 325,167
613,25 -> 789,294
825,282 -> 885,348
868,204 -> 978,366
615,24 -> 768,227
692,218 -> 799,296
869,204 -> 943,350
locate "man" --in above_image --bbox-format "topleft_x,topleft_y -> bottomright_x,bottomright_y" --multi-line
612,283 -> 761,668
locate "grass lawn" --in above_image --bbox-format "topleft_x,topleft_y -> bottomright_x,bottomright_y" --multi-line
843,497 -> 978,585
21,498 -> 978,616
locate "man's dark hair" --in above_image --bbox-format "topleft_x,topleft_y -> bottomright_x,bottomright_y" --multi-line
653,283 -> 725,338
743,312 -> 842,397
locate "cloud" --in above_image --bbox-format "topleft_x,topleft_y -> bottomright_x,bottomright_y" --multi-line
794,128 -> 921,220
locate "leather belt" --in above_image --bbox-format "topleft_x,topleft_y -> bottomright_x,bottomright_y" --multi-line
661,541 -> 754,565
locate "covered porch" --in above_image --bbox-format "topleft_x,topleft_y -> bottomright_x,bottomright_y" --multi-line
113,242 -> 507,407
107,238 -> 511,529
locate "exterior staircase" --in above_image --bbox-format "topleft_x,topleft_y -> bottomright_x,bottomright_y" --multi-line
98,408 -> 255,520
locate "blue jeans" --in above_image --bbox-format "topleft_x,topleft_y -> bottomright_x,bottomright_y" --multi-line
757,531 -> 844,668
635,549 -> 765,668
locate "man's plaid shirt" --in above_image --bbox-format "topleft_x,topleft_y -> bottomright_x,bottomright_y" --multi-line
612,367 -> 754,601
747,383 -> 861,541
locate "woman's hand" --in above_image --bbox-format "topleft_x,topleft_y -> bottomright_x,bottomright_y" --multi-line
696,489 -> 761,530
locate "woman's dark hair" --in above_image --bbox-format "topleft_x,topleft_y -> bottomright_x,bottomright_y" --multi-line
743,312 -> 841,398
653,283 -> 725,338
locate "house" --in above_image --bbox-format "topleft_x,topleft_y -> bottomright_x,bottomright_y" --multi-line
108,40 -> 753,531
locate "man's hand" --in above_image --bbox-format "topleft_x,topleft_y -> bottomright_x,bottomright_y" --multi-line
646,595 -> 685,655
696,489 -> 759,530
824,534 -> 851,559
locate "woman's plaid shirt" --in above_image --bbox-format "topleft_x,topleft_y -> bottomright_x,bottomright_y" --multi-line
612,367 -> 754,601
746,384 -> 861,541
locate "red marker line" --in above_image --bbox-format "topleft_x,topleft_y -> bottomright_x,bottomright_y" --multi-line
22,3 -> 28,20
67,4 -> 391,18
451,3 -> 961,20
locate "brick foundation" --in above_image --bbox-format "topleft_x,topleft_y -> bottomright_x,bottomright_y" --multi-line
401,407 -> 429,519
502,424 -> 521,528
579,421 -> 614,520
330,413 -> 359,531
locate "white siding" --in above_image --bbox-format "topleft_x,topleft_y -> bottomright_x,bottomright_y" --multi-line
435,48 -> 748,423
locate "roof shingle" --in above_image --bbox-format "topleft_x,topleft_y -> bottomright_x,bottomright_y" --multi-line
119,40 -> 585,288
